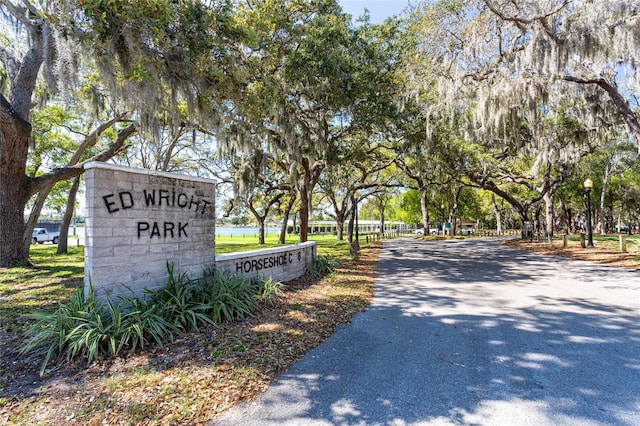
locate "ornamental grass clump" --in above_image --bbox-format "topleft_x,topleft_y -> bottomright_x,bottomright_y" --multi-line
19,285 -> 149,376
202,268 -> 259,322
253,276 -> 285,306
20,285 -> 91,376
115,294 -> 177,351
20,265 -> 284,375
144,264 -> 215,332
308,255 -> 341,278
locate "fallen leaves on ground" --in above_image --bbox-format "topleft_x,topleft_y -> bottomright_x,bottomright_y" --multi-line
0,245 -> 379,425
502,238 -> 640,270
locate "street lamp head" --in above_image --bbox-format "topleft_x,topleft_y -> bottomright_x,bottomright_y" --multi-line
584,178 -> 593,190
353,192 -> 359,200
440,204 -> 444,210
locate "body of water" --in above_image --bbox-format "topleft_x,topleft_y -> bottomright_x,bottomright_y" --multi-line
65,226 -> 283,238
216,227 -> 282,236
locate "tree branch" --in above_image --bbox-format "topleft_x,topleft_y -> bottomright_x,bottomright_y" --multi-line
563,74 -> 640,150
27,124 -> 137,195
0,45 -> 19,79
0,0 -> 30,27
68,112 -> 130,165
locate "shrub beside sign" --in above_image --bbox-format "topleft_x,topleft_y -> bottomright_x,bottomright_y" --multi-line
84,162 -> 216,301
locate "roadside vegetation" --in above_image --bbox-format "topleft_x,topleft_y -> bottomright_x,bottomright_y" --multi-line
0,235 -> 378,424
20,265 -> 286,376
503,234 -> 640,270
2,233 -> 639,423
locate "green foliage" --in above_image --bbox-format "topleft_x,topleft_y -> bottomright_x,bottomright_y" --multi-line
398,189 -> 423,225
253,276 -> 285,306
116,295 -> 176,351
20,264 -> 283,375
308,255 -> 342,278
145,264 -> 214,332
20,286 -> 89,376
63,293 -> 122,365
202,268 -> 259,322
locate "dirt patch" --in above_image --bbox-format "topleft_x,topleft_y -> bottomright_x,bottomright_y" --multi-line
501,238 -> 640,270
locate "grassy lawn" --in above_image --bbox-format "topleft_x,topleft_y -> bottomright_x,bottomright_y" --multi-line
565,233 -> 640,249
0,233 -> 378,424
213,233 -> 301,254
0,234 -> 353,332
0,245 -> 84,334
214,232 -> 354,255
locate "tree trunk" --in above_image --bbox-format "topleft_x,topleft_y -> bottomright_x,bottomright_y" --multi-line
600,165 -> 611,235
420,186 -> 429,230
0,181 -> 32,267
257,216 -> 266,245
533,205 -> 543,238
248,198 -> 267,245
347,203 -> 355,243
491,194 -> 503,234
297,159 -> 312,243
558,199 -> 569,234
57,176 -> 81,254
519,209 -> 530,239
278,217 -> 287,245
451,185 -> 463,235
161,126 -> 185,171
278,190 -> 296,244
543,191 -> 554,238
0,15 -> 44,267
298,182 -> 309,243
0,97 -> 34,267
335,212 -> 345,241
292,214 -> 298,236
348,195 -> 359,254
23,184 -> 55,257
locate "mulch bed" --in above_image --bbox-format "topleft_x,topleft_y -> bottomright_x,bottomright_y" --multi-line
0,245 -> 380,425
501,238 -> 640,270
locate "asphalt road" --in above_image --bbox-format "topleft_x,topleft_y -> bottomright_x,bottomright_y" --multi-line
213,237 -> 640,426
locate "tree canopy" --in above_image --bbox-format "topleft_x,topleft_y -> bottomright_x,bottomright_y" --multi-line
1,0 -> 639,266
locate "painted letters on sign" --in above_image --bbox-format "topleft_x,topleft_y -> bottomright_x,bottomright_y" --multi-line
214,242 -> 316,284
103,191 -> 135,213
137,222 -> 188,238
142,189 -> 211,215
235,250 -> 303,274
100,187 -> 213,239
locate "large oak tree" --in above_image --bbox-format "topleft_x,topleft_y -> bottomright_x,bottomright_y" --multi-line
0,0 -> 239,266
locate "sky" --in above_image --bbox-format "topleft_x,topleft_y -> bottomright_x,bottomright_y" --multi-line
338,0 -> 412,24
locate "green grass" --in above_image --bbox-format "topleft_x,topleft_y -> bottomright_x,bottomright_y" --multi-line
0,245 -> 84,333
0,234 -> 361,339
213,232 -> 355,255
213,233 -> 300,254
4,231 -> 634,337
